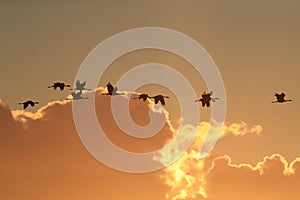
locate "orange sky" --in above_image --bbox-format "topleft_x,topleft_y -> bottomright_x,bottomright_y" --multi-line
0,1 -> 300,200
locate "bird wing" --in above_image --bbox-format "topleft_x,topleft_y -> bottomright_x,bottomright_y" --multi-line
209,91 -> 213,96
107,83 -> 114,95
71,92 -> 75,98
142,94 -> 148,101
281,92 -> 285,97
24,103 -> 29,109
28,101 -> 34,106
206,101 -> 210,107
160,98 -> 166,106
54,82 -> 60,89
60,85 -> 64,90
112,86 -> 119,95
201,100 -> 205,107
72,91 -> 81,99
76,80 -> 81,88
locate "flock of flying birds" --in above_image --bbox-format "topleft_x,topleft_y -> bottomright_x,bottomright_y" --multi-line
18,80 -> 293,110
18,80 -> 90,109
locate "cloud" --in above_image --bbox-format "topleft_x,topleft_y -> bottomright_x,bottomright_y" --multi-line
0,100 -> 19,133
222,121 -> 263,137
0,94 -> 299,200
205,154 -> 300,200
0,91 -> 172,200
154,121 -> 265,200
158,150 -> 300,200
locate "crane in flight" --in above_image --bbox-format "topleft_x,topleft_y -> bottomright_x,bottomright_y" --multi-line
134,93 -> 169,106
149,95 -> 170,106
102,82 -> 125,96
133,93 -> 149,101
48,82 -> 71,91
195,91 -> 219,107
18,100 -> 39,109
271,92 -> 292,103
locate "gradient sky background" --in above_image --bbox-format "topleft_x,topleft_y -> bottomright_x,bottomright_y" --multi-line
1,1 -> 300,199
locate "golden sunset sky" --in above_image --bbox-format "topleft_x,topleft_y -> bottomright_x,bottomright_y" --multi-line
0,1 -> 300,200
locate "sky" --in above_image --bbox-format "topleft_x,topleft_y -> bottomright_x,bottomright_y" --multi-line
0,1 -> 300,200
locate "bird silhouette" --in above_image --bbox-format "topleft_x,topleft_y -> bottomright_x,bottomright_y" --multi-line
102,82 -> 125,96
18,100 -> 39,109
67,90 -> 89,100
48,82 -> 71,91
71,80 -> 91,92
133,93 -> 150,101
149,95 -> 170,106
195,91 -> 219,107
271,92 -> 292,103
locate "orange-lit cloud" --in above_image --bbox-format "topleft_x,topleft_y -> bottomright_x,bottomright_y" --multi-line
0,91 -> 171,200
222,121 -> 263,137
158,151 -> 300,200
0,91 -> 299,200
205,154 -> 300,200
155,121 -> 264,200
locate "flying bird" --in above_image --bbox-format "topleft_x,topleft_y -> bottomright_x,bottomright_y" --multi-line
133,93 -> 150,101
71,80 -> 91,92
18,100 -> 39,109
102,82 -> 125,96
48,82 -> 71,91
271,92 -> 292,103
149,95 -> 170,106
195,91 -> 219,107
